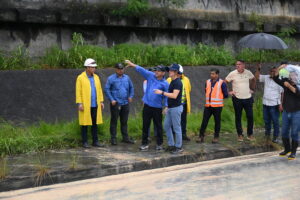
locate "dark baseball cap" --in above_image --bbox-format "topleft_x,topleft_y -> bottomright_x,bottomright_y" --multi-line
169,63 -> 180,71
156,65 -> 168,72
115,63 -> 125,69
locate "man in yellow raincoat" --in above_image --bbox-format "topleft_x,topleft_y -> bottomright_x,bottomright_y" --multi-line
76,58 -> 104,148
167,64 -> 192,141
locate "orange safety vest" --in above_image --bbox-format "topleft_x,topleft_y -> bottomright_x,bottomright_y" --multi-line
205,79 -> 224,107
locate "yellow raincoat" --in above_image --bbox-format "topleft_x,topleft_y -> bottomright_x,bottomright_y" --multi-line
76,71 -> 104,125
167,74 -> 192,113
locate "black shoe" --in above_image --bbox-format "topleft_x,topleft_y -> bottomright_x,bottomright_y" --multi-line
182,135 -> 191,141
279,138 -> 291,156
165,146 -> 176,152
288,153 -> 296,160
279,150 -> 291,157
111,138 -> 117,145
171,147 -> 184,154
92,142 -> 105,147
122,138 -> 135,144
82,143 -> 90,148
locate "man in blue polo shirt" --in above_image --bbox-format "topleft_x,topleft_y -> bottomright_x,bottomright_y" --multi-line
125,60 -> 169,151
105,63 -> 135,145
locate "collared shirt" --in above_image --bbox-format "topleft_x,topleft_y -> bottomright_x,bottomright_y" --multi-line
104,73 -> 134,106
204,78 -> 228,99
87,73 -> 97,108
135,66 -> 169,108
260,75 -> 283,106
225,69 -> 254,99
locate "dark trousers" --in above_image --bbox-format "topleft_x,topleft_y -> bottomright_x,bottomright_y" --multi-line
142,104 -> 163,146
181,103 -> 187,136
81,107 -> 99,144
110,103 -> 129,140
232,96 -> 254,136
263,105 -> 280,137
199,107 -> 222,138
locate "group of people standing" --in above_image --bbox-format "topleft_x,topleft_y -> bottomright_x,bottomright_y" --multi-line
76,58 -> 300,159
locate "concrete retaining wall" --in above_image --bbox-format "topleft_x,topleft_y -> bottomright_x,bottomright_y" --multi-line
0,65 -> 237,123
0,64 -> 279,123
1,0 -> 300,57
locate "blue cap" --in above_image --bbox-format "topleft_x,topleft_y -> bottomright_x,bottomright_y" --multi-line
169,63 -> 180,72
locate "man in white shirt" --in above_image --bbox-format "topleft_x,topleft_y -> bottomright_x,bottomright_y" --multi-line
225,60 -> 256,142
255,66 -> 283,143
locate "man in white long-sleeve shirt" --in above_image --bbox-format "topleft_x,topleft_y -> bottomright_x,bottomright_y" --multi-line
255,66 -> 283,143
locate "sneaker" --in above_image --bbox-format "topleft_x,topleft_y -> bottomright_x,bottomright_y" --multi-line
288,153 -> 296,160
122,138 -> 135,144
182,135 -> 191,141
246,135 -> 255,141
111,138 -> 117,145
237,135 -> 244,142
279,150 -> 291,157
171,147 -> 184,154
272,137 -> 279,143
196,136 -> 204,143
92,142 -> 105,147
165,146 -> 176,152
139,145 -> 149,151
156,145 -> 164,151
211,137 -> 219,144
82,143 -> 90,148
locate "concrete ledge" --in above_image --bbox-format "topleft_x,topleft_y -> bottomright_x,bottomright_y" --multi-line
0,141 -> 276,192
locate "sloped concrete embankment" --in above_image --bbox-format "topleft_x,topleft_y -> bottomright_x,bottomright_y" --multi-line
0,141 -> 276,192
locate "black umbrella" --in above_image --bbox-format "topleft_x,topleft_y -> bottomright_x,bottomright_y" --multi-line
238,33 -> 288,49
237,33 -> 288,63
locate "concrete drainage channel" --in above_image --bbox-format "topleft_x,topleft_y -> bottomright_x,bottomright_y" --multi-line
0,142 -> 276,192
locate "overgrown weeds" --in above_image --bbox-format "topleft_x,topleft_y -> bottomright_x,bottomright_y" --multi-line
0,97 -> 265,156
34,153 -> 53,186
0,154 -> 9,180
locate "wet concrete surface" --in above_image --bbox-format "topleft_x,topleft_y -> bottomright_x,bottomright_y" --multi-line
1,151 -> 299,200
0,133 -> 277,192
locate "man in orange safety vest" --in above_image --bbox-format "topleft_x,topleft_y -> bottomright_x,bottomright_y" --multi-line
196,68 -> 228,143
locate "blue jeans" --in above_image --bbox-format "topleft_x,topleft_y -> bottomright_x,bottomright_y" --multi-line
282,110 -> 300,141
263,105 -> 280,137
164,105 -> 183,148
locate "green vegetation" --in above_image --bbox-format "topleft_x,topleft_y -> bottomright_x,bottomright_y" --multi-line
0,154 -> 8,180
0,98 -> 265,156
248,12 -> 265,33
1,31 -> 300,70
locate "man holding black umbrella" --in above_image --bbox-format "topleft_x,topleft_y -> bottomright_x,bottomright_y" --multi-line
225,60 -> 256,142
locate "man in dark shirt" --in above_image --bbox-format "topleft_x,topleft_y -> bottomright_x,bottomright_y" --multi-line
273,64 -> 300,160
155,64 -> 183,154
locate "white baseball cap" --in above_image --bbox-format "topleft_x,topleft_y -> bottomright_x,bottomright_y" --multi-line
178,64 -> 183,74
84,58 -> 97,67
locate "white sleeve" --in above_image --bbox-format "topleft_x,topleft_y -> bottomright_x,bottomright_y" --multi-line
259,75 -> 267,83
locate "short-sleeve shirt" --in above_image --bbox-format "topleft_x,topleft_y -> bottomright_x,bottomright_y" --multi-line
259,75 -> 283,106
225,69 -> 254,99
168,78 -> 182,108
